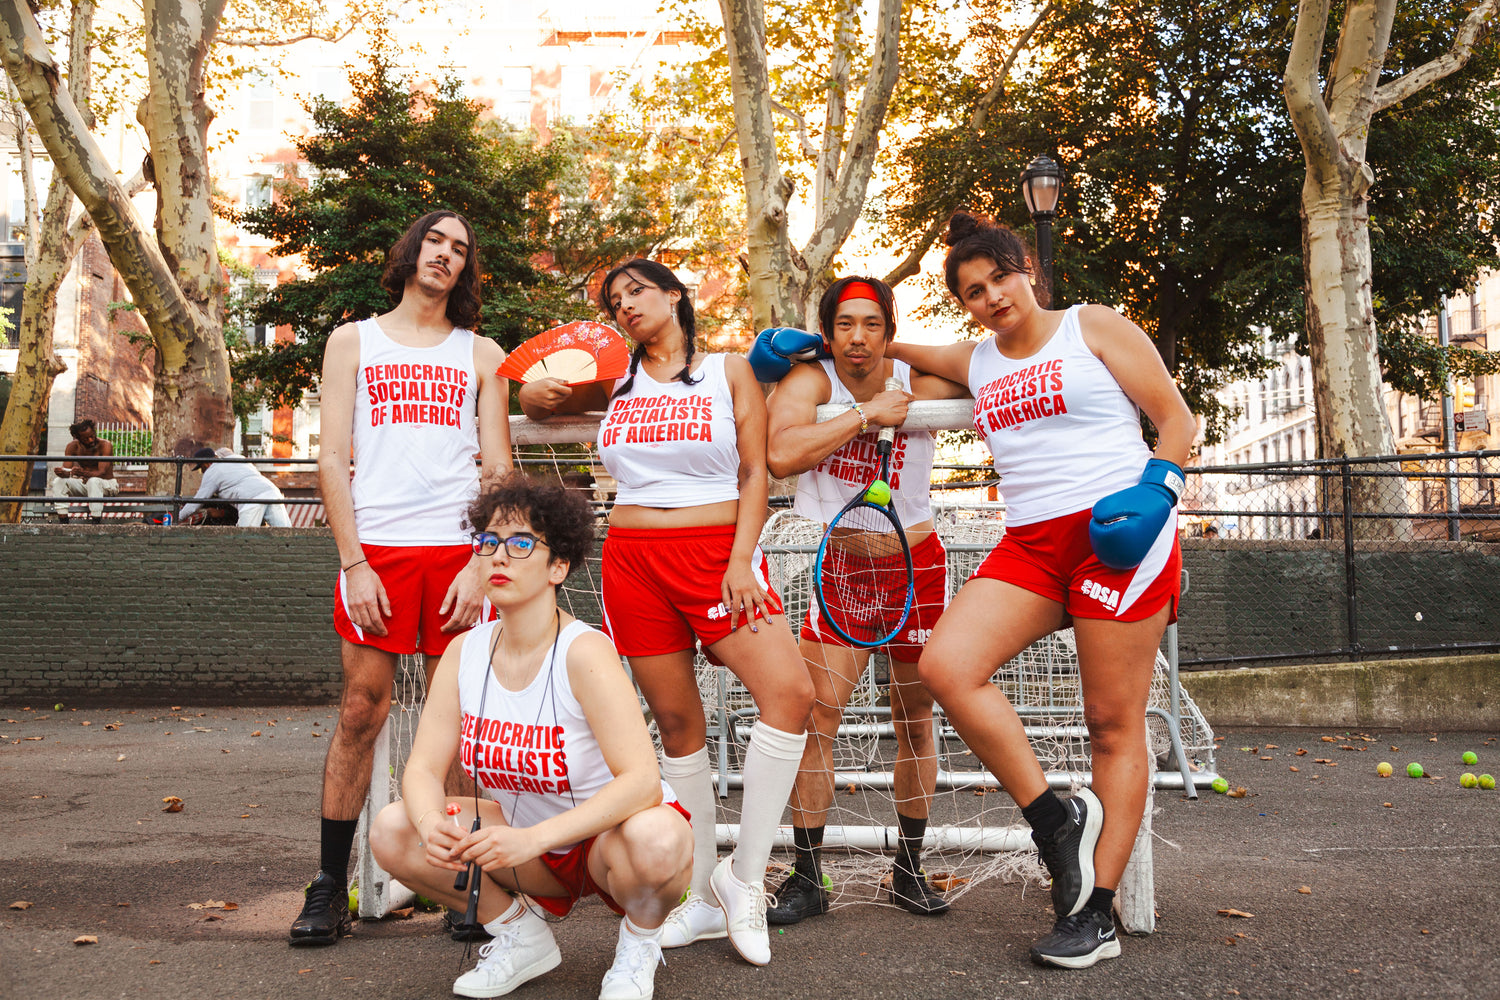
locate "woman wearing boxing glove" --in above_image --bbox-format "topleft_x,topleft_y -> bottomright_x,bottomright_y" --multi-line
885,209 -> 1194,971
518,259 -> 812,969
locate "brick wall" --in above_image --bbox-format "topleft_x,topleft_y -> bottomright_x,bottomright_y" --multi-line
2,528 -> 1496,706
74,237 -> 154,427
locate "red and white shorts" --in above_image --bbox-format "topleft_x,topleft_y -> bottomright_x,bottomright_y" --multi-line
802,530 -> 949,660
601,525 -> 783,665
971,508 -> 1180,623
528,798 -> 692,916
333,543 -> 487,656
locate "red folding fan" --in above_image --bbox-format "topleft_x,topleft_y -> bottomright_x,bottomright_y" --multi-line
497,321 -> 631,385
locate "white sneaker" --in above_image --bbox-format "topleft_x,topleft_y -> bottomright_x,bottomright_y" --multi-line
452,905 -> 561,998
598,919 -> 665,1000
709,856 -> 772,966
658,891 -> 727,949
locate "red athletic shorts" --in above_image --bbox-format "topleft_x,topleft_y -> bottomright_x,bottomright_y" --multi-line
529,799 -> 692,917
601,525 -> 783,665
971,508 -> 1180,623
333,543 -> 486,656
802,530 -> 949,660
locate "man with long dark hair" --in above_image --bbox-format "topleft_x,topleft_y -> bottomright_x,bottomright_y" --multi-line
290,210 -> 513,946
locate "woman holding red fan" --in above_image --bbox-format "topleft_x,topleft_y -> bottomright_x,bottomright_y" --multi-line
885,210 -> 1195,970
519,259 -> 812,968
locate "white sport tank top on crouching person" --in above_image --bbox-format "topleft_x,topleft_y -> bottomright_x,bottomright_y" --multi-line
350,318 -> 480,545
967,304 -> 1152,527
457,618 -> 679,850
597,353 -> 742,507
792,359 -> 936,528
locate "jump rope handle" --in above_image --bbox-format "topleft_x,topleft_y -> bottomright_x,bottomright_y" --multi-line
877,376 -> 903,453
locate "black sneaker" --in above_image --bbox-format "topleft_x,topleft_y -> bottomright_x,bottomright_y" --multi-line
1031,787 -> 1102,918
888,865 -> 950,916
765,870 -> 828,925
1029,906 -> 1121,969
445,906 -> 491,941
288,871 -> 351,946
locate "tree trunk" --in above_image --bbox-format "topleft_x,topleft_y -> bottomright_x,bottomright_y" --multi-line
0,0 -> 95,523
141,0 -> 232,476
0,241 -> 69,522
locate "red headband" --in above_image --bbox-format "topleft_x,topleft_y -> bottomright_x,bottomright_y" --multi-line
836,281 -> 881,305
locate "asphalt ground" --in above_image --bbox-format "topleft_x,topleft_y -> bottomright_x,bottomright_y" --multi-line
3,706 -> 1499,1000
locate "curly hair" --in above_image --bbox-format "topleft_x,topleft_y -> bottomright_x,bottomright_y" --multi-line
599,259 -> 701,398
942,208 -> 1049,308
817,276 -> 898,343
464,472 -> 596,582
380,210 -> 484,330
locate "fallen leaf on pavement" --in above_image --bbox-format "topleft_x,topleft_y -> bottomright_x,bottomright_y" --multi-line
73,935 -> 98,945
1218,908 -> 1254,918
1297,886 -> 1311,894
1226,787 -> 1248,798
1295,749 -> 1307,756
161,796 -> 184,813
9,901 -> 32,910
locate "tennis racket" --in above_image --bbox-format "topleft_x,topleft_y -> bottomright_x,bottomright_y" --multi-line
812,377 -> 916,648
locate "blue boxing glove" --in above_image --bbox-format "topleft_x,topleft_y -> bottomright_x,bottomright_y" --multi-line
748,327 -> 829,383
1088,458 -> 1185,570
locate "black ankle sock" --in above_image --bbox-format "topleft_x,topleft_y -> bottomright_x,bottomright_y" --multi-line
894,812 -> 928,874
1021,789 -> 1069,840
1086,886 -> 1116,916
320,817 -> 358,885
792,825 -> 824,882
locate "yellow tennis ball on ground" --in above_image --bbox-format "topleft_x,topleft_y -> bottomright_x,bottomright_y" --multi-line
1407,762 -> 1424,778
1376,762 -> 1393,777
1481,774 -> 1496,790
1460,772 -> 1478,788
864,480 -> 892,506
1462,751 -> 1478,765
1211,777 -> 1229,794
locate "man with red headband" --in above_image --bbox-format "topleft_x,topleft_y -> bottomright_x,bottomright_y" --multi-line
759,276 -> 967,923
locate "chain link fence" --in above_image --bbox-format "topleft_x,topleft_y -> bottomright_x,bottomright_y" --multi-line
1178,450 -> 1500,667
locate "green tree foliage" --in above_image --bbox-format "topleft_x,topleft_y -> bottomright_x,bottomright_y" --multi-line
237,58 -> 587,407
884,0 -> 1500,441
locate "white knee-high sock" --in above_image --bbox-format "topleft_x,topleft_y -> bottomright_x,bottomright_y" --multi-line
661,746 -> 717,901
733,721 -> 807,886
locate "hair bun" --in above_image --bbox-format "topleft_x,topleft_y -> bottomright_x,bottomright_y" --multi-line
945,209 -> 982,247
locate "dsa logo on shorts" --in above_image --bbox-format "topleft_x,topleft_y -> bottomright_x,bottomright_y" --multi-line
706,604 -> 729,621
903,627 -> 932,646
1079,578 -> 1121,611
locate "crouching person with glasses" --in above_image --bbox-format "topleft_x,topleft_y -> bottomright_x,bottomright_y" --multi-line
370,473 -> 693,999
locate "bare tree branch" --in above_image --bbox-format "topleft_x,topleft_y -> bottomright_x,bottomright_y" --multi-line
884,213 -> 948,287
1373,0 -> 1499,110
770,98 -> 817,161
1283,0 -> 1342,183
218,26 -> 356,47
971,1 -> 1054,132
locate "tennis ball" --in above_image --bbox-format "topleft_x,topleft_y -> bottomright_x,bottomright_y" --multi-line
1376,762 -> 1393,777
1460,772 -> 1478,788
1481,774 -> 1496,790
864,480 -> 892,506
822,873 -> 833,889
1211,777 -> 1229,794
347,880 -> 359,912
1462,751 -> 1478,765
1406,762 -> 1424,778
54,703 -> 63,712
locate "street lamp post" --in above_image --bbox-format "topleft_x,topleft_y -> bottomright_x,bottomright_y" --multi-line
1019,155 -> 1063,295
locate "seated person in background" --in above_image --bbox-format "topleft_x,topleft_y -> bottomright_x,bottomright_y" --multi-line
370,473 -> 693,1000
49,418 -> 118,523
179,447 -> 292,527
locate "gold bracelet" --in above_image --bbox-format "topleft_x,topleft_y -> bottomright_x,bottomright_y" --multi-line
851,402 -> 868,435
414,809 -> 439,835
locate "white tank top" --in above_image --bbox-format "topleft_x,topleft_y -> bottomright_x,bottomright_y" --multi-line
968,305 -> 1151,526
598,353 -> 741,507
350,318 -> 480,545
792,360 -> 935,527
457,618 -> 676,851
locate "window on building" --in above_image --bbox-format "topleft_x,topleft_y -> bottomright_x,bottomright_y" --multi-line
245,175 -> 273,211
500,67 -> 533,126
1260,381 -> 1267,421
1298,360 -> 1306,403
1473,292 -> 1483,334
0,250 -> 23,349
1297,428 -> 1306,461
558,65 -> 593,122
246,75 -> 275,132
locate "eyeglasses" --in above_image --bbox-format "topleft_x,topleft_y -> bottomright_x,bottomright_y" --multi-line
471,531 -> 547,559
